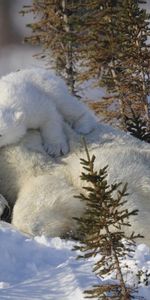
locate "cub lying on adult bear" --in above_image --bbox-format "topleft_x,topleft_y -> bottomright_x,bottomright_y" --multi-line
0,121 -> 150,245
0,68 -> 96,156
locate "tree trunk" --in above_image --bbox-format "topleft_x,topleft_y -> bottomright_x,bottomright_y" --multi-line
0,0 -> 21,46
62,0 -> 75,95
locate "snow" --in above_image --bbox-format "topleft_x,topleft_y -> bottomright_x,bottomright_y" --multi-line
0,45 -> 42,77
0,222 -> 149,299
0,222 -> 96,299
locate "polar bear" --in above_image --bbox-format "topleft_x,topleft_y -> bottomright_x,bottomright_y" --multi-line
0,68 -> 97,156
0,121 -> 150,245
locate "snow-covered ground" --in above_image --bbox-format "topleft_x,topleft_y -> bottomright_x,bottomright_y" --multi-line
0,222 -> 149,299
0,222 -> 96,300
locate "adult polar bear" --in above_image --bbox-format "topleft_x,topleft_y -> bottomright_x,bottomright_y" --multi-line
0,122 -> 150,245
0,68 -> 149,245
0,69 -> 96,156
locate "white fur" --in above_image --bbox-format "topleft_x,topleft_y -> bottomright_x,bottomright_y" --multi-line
0,69 -> 97,156
0,122 -> 150,245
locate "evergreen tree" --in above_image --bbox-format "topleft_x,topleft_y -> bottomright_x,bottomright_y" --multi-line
77,0 -> 150,128
74,141 -> 143,299
21,1 -> 150,129
21,0 -> 79,95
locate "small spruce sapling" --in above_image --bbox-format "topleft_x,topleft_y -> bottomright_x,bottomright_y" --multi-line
74,140 -> 143,299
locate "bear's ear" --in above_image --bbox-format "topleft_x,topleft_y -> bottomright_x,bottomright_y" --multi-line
14,111 -> 24,122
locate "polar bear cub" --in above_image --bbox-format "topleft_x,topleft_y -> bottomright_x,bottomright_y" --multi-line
0,68 -> 97,156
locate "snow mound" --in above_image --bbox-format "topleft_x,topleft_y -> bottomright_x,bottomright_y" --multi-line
0,222 -> 150,299
0,222 -> 96,299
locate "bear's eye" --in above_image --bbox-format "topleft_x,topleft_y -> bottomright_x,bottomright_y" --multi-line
0,134 -> 2,137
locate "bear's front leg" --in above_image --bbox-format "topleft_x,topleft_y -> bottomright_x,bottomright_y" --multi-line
40,118 -> 69,157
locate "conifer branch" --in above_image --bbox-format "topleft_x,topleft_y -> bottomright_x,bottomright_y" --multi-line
77,1 -> 150,128
124,108 -> 150,143
74,141 -> 143,299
